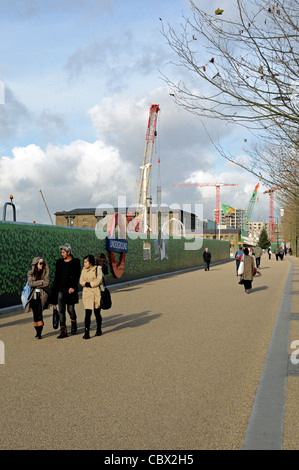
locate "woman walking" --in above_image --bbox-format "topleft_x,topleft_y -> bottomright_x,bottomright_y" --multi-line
24,257 -> 49,339
239,248 -> 255,294
79,255 -> 103,339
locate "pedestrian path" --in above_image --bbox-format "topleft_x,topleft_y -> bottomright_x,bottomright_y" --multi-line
0,255 -> 298,450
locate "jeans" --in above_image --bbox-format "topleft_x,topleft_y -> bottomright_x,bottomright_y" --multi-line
58,290 -> 77,326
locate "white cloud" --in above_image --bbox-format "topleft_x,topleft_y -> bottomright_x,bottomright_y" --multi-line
0,139 -> 135,224
0,86 -> 274,226
0,0 -> 116,19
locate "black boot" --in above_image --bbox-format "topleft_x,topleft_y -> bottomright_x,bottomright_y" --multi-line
71,320 -> 77,335
57,325 -> 68,339
83,328 -> 90,339
95,308 -> 102,336
35,326 -> 42,339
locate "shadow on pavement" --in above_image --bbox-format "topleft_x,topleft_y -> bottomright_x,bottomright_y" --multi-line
40,310 -> 162,339
251,286 -> 269,293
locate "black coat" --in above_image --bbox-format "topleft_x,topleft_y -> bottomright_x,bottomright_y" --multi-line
203,251 -> 211,262
51,256 -> 81,305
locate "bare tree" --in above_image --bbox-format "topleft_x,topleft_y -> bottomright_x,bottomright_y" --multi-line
161,0 -> 299,195
280,190 -> 299,253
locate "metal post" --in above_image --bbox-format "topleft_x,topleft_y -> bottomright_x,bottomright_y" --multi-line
2,197 -> 16,221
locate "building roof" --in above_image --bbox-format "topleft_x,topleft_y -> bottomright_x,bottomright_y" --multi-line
55,207 -> 197,217
203,228 -> 240,234
55,208 -> 116,216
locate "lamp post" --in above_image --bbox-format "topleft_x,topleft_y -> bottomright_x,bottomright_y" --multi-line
274,217 -> 280,248
280,208 -> 286,254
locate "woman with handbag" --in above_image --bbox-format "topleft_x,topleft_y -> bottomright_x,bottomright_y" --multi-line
24,257 -> 49,339
79,254 -> 103,339
239,248 -> 255,294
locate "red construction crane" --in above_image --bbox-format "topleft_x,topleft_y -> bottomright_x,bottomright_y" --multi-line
263,186 -> 282,242
128,104 -> 160,232
173,183 -> 238,225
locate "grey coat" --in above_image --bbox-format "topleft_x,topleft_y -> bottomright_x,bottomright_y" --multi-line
254,246 -> 263,258
24,257 -> 50,313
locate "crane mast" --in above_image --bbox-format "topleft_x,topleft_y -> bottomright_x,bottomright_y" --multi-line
173,182 -> 238,225
241,183 -> 259,237
135,104 -> 160,232
263,186 -> 281,242
39,189 -> 54,225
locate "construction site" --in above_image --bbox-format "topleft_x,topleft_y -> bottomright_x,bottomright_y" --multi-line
32,104 -> 285,254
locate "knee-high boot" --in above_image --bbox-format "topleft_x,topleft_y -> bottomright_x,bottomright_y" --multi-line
71,320 -> 77,335
95,308 -> 102,336
35,325 -> 43,339
83,328 -> 90,339
83,309 -> 91,339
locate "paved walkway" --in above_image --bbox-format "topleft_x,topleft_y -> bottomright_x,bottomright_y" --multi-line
0,255 -> 298,450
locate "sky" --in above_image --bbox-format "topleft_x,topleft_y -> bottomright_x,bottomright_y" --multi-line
0,0 -> 279,226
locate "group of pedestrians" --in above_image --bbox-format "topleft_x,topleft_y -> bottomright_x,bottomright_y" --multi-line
274,245 -> 286,261
24,243 -> 108,340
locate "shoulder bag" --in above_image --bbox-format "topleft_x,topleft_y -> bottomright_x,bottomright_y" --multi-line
237,260 -> 244,276
96,267 -> 112,310
100,285 -> 112,310
21,278 -> 31,308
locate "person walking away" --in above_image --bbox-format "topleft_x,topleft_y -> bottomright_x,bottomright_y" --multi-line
96,252 -> 108,276
51,243 -> 81,339
239,248 -> 255,294
95,253 -> 108,334
279,246 -> 284,260
24,257 -> 49,339
80,255 -> 103,339
274,246 -> 280,261
267,246 -> 272,260
203,248 -> 211,271
235,246 -> 244,276
254,245 -> 263,269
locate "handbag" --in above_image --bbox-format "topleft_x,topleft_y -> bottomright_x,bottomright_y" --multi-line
21,278 -> 31,308
100,286 -> 112,310
237,260 -> 244,276
96,266 -> 112,310
252,267 -> 257,276
52,306 -> 60,329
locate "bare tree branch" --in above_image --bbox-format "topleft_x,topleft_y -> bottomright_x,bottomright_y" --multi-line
161,0 -> 299,200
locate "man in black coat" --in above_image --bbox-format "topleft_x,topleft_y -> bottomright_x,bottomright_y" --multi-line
51,243 -> 81,338
203,247 -> 211,271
